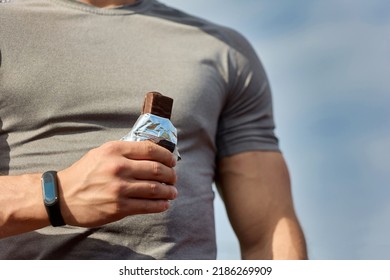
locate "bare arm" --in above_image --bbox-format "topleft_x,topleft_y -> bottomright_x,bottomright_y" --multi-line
0,141 -> 177,238
216,151 -> 307,259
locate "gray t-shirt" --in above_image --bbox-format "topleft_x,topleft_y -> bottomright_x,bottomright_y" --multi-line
0,0 -> 279,259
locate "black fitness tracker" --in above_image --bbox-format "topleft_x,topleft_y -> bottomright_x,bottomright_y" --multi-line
41,171 -> 66,227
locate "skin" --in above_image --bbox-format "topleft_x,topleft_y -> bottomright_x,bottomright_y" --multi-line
217,151 -> 307,259
0,141 -> 177,238
0,0 -> 308,259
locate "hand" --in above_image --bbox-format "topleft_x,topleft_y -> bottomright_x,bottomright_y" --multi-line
57,140 -> 177,227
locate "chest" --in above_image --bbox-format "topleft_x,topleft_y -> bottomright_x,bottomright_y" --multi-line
0,13 -> 229,138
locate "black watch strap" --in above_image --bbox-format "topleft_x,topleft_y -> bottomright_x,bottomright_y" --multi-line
41,171 -> 66,227
46,199 -> 66,227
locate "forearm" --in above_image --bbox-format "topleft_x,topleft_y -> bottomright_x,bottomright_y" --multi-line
0,173 -> 49,238
0,141 -> 178,238
241,216 -> 307,260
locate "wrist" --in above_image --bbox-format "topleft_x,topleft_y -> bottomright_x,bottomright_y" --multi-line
0,173 -> 50,238
22,173 -> 49,226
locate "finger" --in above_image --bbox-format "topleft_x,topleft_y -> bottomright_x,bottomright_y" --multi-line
103,141 -> 176,167
120,160 -> 177,185
123,181 -> 178,200
123,198 -> 171,215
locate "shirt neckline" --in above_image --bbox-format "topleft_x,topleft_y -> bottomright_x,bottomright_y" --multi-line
51,0 -> 153,15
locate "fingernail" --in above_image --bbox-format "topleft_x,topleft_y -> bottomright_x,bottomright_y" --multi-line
172,187 -> 178,199
171,155 -> 177,167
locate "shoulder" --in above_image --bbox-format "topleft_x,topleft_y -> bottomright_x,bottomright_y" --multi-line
149,1 -> 256,57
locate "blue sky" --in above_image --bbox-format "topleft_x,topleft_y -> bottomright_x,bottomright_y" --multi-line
162,0 -> 390,259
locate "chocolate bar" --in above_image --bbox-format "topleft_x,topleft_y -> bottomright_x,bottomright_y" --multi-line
141,91 -> 176,153
121,91 -> 180,159
142,91 -> 173,119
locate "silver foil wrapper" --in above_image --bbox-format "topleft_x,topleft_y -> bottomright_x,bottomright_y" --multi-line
121,113 -> 181,160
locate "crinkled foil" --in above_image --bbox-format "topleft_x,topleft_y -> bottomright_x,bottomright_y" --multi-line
121,113 -> 181,160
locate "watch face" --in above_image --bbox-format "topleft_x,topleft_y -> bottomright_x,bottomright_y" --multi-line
42,172 -> 58,206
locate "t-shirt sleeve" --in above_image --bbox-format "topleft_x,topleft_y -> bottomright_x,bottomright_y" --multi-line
216,29 -> 280,159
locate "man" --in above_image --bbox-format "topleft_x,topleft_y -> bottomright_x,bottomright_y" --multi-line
0,0 -> 307,259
